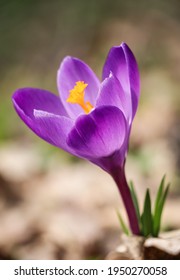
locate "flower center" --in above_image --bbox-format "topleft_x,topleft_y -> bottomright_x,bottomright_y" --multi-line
66,81 -> 93,114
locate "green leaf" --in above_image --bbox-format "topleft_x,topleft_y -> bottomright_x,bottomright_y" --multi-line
141,189 -> 153,237
154,175 -> 166,218
116,210 -> 130,236
153,183 -> 170,237
129,181 -> 141,228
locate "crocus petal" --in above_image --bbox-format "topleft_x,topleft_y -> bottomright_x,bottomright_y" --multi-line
102,43 -> 140,119
96,73 -> 131,123
33,111 -> 75,154
67,105 -> 127,160
57,56 -> 100,119
12,88 -> 75,153
12,87 -> 68,118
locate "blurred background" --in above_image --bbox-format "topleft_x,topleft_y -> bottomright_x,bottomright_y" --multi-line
0,0 -> 180,259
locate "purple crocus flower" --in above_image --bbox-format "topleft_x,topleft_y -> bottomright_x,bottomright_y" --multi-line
12,42 -> 140,235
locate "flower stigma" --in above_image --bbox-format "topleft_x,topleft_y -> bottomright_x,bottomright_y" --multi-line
66,81 -> 93,114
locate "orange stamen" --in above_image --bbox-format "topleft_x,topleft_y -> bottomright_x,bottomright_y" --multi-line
66,81 -> 93,114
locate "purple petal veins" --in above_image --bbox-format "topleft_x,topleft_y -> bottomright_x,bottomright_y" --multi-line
67,105 -> 127,161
